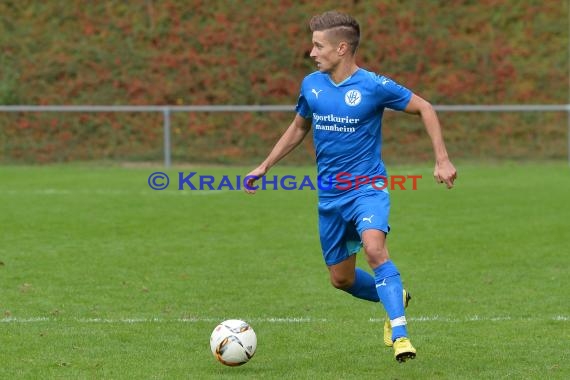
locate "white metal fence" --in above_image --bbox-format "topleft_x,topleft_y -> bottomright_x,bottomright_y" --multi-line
1,104 -> 569,166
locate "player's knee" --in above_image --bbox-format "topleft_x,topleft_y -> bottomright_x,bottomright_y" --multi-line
329,274 -> 353,290
363,245 -> 389,267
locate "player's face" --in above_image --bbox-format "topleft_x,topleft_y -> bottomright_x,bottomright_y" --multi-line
310,31 -> 340,73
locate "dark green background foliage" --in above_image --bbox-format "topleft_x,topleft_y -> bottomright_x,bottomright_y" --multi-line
0,1 -> 568,163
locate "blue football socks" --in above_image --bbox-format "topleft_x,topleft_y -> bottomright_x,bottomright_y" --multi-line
345,267 -> 380,302
373,260 -> 408,340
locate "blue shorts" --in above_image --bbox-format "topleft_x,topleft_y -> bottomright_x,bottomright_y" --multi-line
318,189 -> 390,266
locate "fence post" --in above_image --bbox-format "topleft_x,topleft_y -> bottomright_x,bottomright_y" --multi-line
163,107 -> 171,168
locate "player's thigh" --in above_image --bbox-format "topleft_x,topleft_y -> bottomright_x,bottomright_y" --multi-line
361,229 -> 389,266
353,191 -> 391,266
318,200 -> 360,267
353,190 -> 391,236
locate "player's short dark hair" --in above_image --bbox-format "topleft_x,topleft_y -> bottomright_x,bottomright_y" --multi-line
309,11 -> 360,54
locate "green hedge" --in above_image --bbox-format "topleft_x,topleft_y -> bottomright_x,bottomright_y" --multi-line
0,1 -> 568,163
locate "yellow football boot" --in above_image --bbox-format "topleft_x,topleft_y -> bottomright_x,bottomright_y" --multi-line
393,337 -> 417,362
383,289 -> 412,347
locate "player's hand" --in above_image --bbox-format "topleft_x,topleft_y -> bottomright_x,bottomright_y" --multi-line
244,166 -> 267,194
434,159 -> 457,189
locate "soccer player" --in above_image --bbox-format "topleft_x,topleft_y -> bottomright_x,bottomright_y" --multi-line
244,11 -> 457,362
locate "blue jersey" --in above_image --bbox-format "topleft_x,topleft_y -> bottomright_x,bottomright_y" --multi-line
295,68 -> 412,199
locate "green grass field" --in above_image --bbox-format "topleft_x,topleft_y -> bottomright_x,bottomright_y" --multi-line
0,162 -> 568,379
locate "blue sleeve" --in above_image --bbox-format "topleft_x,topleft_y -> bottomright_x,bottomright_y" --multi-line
372,74 -> 412,111
295,82 -> 312,119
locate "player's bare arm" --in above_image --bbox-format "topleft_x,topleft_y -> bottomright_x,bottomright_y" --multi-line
404,94 -> 457,189
244,114 -> 311,194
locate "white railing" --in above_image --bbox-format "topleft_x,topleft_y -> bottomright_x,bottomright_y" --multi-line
1,104 -> 569,166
